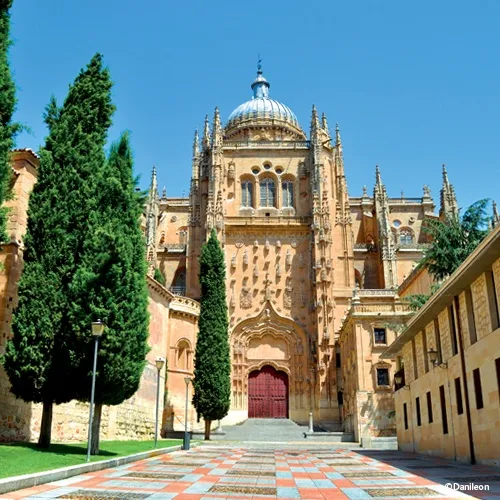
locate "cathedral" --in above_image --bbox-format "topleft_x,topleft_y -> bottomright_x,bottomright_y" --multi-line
0,64 -> 465,444
143,63 -> 458,435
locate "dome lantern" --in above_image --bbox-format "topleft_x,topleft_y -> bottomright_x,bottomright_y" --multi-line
225,60 -> 306,140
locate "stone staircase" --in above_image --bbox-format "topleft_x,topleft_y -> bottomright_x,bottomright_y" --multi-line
193,418 -> 357,444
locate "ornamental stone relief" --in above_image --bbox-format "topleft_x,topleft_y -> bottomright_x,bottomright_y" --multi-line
284,278 -> 293,309
240,281 -> 252,309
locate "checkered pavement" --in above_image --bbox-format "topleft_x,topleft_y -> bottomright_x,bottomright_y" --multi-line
2,446 -> 499,499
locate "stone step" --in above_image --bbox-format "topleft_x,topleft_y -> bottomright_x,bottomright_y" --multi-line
182,418 -> 357,443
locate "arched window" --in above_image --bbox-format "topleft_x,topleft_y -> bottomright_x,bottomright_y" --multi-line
282,181 -> 294,208
241,181 -> 253,208
354,269 -> 362,289
171,268 -> 186,295
260,178 -> 276,207
400,229 -> 414,245
176,340 -> 191,370
178,226 -> 188,245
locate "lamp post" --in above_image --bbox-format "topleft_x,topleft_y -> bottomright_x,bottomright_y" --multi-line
309,367 -> 315,433
86,320 -> 105,462
183,377 -> 191,450
154,357 -> 165,448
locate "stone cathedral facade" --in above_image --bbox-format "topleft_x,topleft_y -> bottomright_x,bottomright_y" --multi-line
1,66 -> 470,443
145,65 -> 460,436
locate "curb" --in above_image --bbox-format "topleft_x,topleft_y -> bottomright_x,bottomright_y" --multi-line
0,444 -> 182,495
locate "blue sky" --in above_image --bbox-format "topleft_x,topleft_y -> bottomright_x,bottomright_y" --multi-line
9,0 -> 500,211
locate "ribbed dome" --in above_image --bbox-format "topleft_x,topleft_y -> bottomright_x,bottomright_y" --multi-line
225,63 -> 304,138
227,98 -> 300,130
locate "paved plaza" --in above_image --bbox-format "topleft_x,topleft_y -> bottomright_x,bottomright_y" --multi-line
2,446 -> 499,500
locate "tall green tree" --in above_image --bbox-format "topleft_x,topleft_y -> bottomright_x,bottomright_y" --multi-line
4,54 -> 114,447
193,229 -> 230,440
0,0 -> 21,242
422,199 -> 490,281
69,132 -> 150,454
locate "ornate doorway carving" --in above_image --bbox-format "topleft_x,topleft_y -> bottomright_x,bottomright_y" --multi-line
248,365 -> 289,418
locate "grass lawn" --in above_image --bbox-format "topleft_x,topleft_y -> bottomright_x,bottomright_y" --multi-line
0,439 -> 181,479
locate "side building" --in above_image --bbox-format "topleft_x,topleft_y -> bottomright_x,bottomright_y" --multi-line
382,224 -> 500,466
0,150 -> 200,442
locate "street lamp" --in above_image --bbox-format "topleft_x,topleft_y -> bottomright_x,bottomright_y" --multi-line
394,373 -> 403,385
428,349 -> 438,365
154,357 -> 165,448
183,377 -> 191,451
86,319 -> 105,462
428,348 -> 447,369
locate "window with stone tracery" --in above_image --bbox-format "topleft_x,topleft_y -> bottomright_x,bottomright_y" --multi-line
260,178 -> 276,207
178,226 -> 188,245
399,228 -> 414,245
241,181 -> 253,208
282,181 -> 294,208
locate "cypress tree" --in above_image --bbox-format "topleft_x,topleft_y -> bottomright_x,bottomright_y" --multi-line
0,0 -> 21,241
4,54 -> 114,447
69,132 -> 150,454
192,229 -> 230,440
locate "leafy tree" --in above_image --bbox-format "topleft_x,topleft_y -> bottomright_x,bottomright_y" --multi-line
154,267 -> 166,285
68,132 -> 150,454
192,229 -> 230,440
403,282 -> 442,311
422,199 -> 490,281
4,54 -> 114,447
0,0 -> 21,242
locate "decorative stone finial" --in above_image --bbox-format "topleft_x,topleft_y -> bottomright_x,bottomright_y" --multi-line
192,128 -> 199,157
335,122 -> 342,146
321,112 -> 329,132
375,165 -> 382,187
202,115 -> 210,150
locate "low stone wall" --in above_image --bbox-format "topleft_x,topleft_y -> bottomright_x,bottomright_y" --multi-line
360,436 -> 398,450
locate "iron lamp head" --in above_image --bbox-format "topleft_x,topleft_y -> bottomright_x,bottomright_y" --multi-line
394,373 -> 403,385
155,357 -> 165,371
427,349 -> 438,365
91,319 -> 105,337
184,376 -> 192,386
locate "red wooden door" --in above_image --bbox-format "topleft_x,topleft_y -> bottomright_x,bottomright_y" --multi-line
248,366 -> 288,418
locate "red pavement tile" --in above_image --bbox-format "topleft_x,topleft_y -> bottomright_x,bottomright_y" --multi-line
317,490 -> 349,499
297,487 -> 326,499
276,478 -> 296,487
332,478 -> 356,488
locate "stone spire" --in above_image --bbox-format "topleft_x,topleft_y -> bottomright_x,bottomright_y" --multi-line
373,165 -> 397,288
211,106 -> 223,149
493,200 -> 500,228
335,123 -> 342,148
375,165 -> 384,193
202,114 -> 210,150
191,129 -> 200,181
148,165 -> 158,205
309,105 -> 322,193
310,105 -> 321,139
145,165 -> 159,277
192,128 -> 199,158
439,164 -> 458,219
321,112 -> 329,132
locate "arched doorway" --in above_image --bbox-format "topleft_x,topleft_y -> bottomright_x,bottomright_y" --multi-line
248,365 -> 289,418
